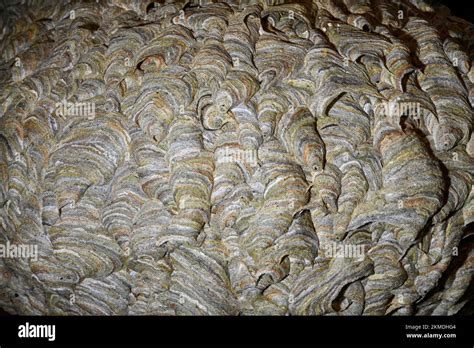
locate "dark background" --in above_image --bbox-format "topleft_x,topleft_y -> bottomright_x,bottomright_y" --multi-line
434,0 -> 474,23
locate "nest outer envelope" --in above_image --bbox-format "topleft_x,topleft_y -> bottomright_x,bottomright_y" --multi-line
0,0 -> 473,315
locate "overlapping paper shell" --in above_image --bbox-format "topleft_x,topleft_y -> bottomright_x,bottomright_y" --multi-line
0,0 -> 473,315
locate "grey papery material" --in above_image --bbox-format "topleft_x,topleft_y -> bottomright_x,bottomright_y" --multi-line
0,0 -> 472,315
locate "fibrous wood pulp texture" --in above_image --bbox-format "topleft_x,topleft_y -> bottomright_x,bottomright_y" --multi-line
0,0 -> 473,315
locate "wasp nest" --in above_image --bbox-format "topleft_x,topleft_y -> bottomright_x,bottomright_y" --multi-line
0,0 -> 473,315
